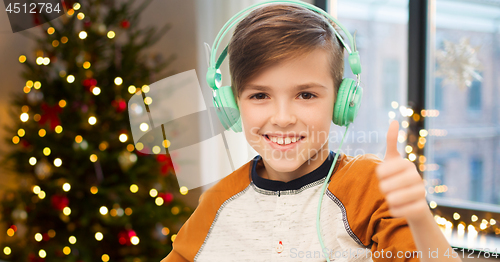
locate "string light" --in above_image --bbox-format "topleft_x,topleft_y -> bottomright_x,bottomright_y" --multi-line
41,147 -> 49,156
83,61 -> 91,69
12,136 -> 20,144
453,212 -> 460,220
55,125 -> 63,133
90,186 -> 98,194
88,116 -> 97,125
38,191 -> 46,199
149,189 -> 158,197
61,36 -> 68,43
26,80 -> 33,87
152,146 -> 161,154
102,254 -> 110,262
67,9 -> 74,16
142,85 -> 150,93
125,207 -> 132,216
90,154 -> 98,162
100,206 -> 108,215
128,85 -> 137,94
95,232 -> 103,241
3,247 -> 11,255
180,186 -> 188,195
79,31 -> 87,39
171,234 -> 177,242
131,236 -> 140,245
67,75 -> 75,83
155,197 -> 164,206
19,55 -> 26,63
20,113 -> 29,122
17,128 -> 26,137
73,3 -> 80,9
33,185 -> 41,194
34,114 -> 41,122
162,227 -> 170,235
43,57 -> 50,65
107,31 -> 116,39
35,233 -> 43,242
39,129 -> 46,137
54,158 -> 62,167
63,207 -> 71,216
29,157 -> 37,166
36,57 -> 43,65
135,142 -> 144,150
405,145 -> 413,153
139,123 -> 149,132
114,77 -> 123,85
52,40 -> 59,47
127,144 -> 135,152
6,228 -> 15,237
144,97 -> 153,105
99,141 -> 109,151
62,183 -> 71,192
429,201 -> 437,209
58,99 -> 66,108
119,134 -> 128,143
171,206 -> 180,215
75,135 -> 83,143
39,249 -> 46,258
77,12 -> 85,20
69,236 -> 76,244
471,215 -> 478,222
163,140 -> 171,148
63,246 -> 71,255
130,184 -> 138,193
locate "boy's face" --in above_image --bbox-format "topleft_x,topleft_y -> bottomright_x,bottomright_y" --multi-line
237,48 -> 335,175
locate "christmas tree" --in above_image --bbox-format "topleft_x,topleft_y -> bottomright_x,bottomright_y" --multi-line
0,0 -> 191,261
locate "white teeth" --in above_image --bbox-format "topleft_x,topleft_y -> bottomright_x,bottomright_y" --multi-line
266,135 -> 303,145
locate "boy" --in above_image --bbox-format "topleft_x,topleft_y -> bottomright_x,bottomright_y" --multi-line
162,3 -> 461,262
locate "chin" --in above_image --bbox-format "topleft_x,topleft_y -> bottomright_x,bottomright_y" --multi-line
262,155 -> 304,172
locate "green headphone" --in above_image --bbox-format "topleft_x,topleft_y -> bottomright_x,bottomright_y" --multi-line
206,0 -> 363,133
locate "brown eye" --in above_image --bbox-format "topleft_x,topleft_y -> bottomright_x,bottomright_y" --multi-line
250,93 -> 268,100
298,92 -> 316,100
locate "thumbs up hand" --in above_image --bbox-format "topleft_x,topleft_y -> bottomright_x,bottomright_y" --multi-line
375,120 -> 428,223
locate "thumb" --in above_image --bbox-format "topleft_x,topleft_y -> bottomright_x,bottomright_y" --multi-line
384,120 -> 401,160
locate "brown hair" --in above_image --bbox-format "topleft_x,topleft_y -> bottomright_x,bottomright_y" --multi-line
228,3 -> 345,101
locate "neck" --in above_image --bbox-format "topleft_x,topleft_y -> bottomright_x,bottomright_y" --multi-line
259,146 -> 330,183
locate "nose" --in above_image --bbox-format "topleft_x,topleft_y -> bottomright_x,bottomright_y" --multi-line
269,100 -> 297,128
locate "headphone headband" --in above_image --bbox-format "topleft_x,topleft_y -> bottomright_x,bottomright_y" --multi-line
206,0 -> 362,91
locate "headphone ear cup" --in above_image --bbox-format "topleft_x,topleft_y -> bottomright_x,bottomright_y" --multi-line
333,78 -> 362,126
213,86 -> 242,133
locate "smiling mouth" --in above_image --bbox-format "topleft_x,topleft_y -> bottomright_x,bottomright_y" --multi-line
263,135 -> 305,146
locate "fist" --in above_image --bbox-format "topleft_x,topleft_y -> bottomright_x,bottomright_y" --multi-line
375,120 -> 429,222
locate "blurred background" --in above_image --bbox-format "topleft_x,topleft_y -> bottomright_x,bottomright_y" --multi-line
0,0 -> 499,261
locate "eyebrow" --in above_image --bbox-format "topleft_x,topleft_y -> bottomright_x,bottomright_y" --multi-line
244,83 -> 327,91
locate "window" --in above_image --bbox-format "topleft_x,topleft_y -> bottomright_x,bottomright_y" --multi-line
470,158 -> 484,203
334,0 -> 408,158
424,0 -> 500,249
467,78 -> 481,111
434,77 -> 443,110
